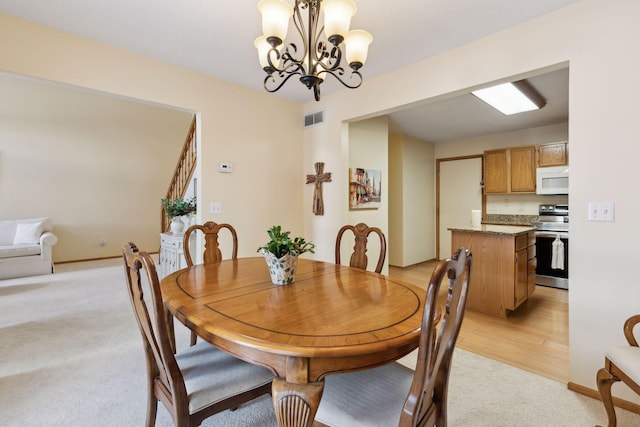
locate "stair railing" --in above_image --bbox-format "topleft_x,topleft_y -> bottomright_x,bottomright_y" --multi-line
162,115 -> 197,232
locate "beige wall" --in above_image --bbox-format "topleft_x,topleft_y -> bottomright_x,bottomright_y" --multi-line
0,13 -> 303,263
388,134 -> 403,266
343,117 -> 389,273
302,0 -> 640,402
0,73 -> 192,261
389,133 -> 435,267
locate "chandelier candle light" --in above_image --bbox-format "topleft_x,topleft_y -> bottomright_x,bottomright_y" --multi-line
255,0 -> 372,101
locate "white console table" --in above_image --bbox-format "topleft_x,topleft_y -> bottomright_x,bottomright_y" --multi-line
159,232 -> 195,279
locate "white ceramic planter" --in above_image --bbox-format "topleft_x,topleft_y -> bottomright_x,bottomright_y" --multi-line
261,249 -> 298,285
170,216 -> 185,234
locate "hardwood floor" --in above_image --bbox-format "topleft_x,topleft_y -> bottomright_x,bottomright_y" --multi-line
390,261 -> 569,383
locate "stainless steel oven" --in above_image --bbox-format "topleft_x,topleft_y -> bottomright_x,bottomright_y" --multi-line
533,204 -> 569,290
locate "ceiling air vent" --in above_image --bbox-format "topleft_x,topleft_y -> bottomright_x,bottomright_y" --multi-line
304,110 -> 324,128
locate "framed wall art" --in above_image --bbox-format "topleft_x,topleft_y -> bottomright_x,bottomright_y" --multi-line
349,167 -> 382,210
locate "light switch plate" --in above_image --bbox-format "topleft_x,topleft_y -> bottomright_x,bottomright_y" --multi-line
601,202 -> 615,221
210,202 -> 222,215
588,202 -> 614,222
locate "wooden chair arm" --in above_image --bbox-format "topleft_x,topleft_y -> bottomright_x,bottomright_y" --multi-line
623,314 -> 640,347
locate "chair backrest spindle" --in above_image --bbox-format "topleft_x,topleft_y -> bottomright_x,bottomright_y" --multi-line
335,222 -> 387,273
183,221 -> 238,266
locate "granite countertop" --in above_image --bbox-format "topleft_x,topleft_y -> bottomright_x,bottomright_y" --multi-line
448,224 -> 535,235
484,214 -> 538,226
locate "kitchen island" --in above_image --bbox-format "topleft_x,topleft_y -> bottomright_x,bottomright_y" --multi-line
449,224 -> 536,317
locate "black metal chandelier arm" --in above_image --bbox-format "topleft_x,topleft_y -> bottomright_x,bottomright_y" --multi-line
317,68 -> 364,89
266,44 -> 299,74
311,43 -> 343,75
292,0 -> 311,61
263,70 -> 303,93
293,0 -> 308,35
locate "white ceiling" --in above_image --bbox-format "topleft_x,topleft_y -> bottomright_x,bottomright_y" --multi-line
388,67 -> 569,142
0,0 -> 575,141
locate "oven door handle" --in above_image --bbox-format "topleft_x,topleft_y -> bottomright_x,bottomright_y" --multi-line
535,231 -> 569,239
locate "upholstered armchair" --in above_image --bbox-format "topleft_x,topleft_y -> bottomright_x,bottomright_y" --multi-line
0,217 -> 58,279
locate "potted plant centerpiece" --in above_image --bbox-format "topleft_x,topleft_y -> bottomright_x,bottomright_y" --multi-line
258,225 -> 315,285
161,197 -> 196,234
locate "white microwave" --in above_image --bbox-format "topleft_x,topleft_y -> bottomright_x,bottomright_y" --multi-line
536,166 -> 569,195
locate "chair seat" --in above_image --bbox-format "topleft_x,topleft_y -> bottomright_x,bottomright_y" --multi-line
315,362 -> 413,427
177,341 -> 273,413
317,248 -> 471,427
606,345 -> 640,383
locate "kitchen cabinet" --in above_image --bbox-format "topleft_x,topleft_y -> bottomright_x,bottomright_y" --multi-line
510,146 -> 536,192
527,232 -> 537,297
483,146 -> 536,194
537,141 -> 568,167
450,225 -> 536,317
483,149 -> 508,193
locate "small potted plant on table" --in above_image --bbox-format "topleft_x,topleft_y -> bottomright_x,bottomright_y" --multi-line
161,197 -> 196,234
258,225 -> 315,285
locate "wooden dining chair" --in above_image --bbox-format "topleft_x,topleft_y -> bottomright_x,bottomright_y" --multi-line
596,314 -> 640,427
183,221 -> 238,266
123,242 -> 273,427
315,247 -> 472,427
182,221 -> 238,346
335,222 -> 387,273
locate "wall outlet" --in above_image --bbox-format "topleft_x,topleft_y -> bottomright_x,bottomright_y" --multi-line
99,238 -> 107,247
218,162 -> 233,173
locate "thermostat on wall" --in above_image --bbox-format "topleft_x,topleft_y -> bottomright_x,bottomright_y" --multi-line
218,162 -> 233,173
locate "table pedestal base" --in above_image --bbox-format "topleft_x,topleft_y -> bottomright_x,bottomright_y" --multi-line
272,378 -> 324,427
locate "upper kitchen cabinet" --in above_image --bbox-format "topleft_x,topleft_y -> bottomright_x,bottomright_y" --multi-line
510,146 -> 536,192
483,149 -> 508,193
537,141 -> 568,167
483,146 -> 536,194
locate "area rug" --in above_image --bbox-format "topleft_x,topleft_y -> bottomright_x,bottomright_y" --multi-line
1,263 -> 637,426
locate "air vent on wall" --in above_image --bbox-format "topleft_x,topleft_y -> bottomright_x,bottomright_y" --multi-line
304,110 -> 324,128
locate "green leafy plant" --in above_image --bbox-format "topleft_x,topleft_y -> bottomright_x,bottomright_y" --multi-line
257,225 -> 315,258
161,197 -> 196,218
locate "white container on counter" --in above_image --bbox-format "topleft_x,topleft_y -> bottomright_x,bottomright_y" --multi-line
471,210 -> 482,227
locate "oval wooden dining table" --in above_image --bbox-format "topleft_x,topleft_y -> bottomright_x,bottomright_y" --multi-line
161,257 -> 426,427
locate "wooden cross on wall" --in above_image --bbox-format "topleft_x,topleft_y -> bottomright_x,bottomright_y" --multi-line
306,162 -> 332,216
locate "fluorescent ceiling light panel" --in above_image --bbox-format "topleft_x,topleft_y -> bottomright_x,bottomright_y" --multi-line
472,81 -> 545,115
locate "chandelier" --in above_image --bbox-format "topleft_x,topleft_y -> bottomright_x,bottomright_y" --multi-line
255,0 -> 372,101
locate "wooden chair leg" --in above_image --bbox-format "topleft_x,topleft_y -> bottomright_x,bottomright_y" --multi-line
438,382 -> 448,427
190,331 -> 198,347
596,366 -> 620,427
145,379 -> 158,427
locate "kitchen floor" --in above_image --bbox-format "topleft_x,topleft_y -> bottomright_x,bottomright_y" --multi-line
389,260 -> 569,383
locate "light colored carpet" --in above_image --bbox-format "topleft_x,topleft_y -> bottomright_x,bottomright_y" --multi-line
1,261 -> 638,426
